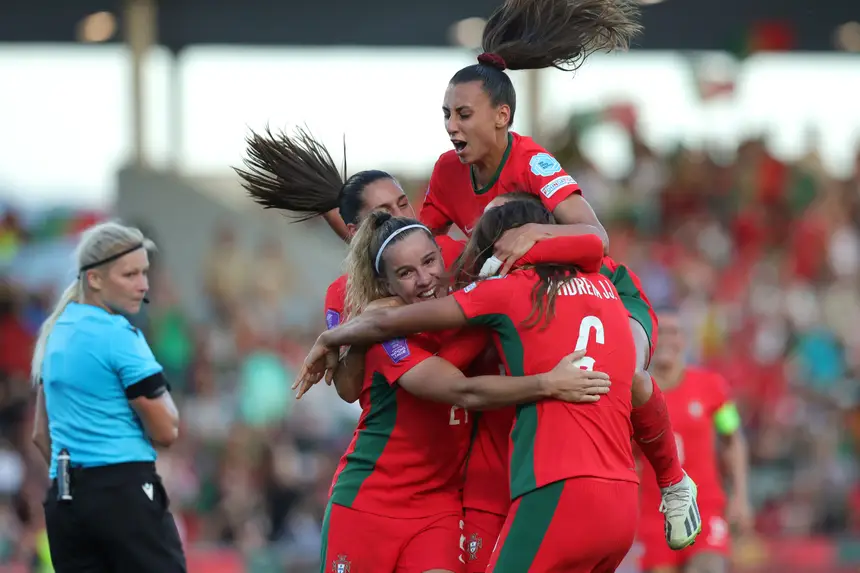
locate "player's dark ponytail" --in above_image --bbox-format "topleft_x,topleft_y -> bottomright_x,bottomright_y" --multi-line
455,199 -> 581,329
451,0 -> 641,128
234,126 -> 395,226
344,212 -> 434,317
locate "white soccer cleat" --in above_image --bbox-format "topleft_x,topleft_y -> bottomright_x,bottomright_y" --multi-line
659,471 -> 702,550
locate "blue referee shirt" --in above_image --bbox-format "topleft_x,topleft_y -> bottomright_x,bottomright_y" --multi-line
42,302 -> 163,478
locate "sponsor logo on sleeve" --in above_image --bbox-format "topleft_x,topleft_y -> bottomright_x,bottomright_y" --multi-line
540,175 -> 576,199
529,153 -> 563,177
382,338 -> 411,363
325,309 -> 341,330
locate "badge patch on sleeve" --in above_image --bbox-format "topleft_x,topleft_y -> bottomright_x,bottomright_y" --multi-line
529,153 -> 563,177
325,309 -> 341,330
382,338 -> 411,364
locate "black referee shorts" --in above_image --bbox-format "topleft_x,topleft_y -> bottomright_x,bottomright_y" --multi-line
43,462 -> 187,573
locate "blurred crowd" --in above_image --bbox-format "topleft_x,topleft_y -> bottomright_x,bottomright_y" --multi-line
1,110 -> 859,571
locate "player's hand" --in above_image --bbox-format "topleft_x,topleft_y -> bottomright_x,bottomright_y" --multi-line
727,495 -> 754,535
365,296 -> 405,312
293,336 -> 339,399
492,223 -> 546,276
542,349 -> 611,403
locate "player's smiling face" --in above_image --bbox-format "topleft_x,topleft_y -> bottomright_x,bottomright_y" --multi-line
443,80 -> 510,165
379,232 -> 446,304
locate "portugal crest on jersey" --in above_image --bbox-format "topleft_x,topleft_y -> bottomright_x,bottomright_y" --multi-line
468,533 -> 483,561
332,555 -> 351,573
529,153 -> 562,177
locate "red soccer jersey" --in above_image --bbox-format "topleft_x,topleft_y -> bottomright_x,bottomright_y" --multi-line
639,368 -> 731,515
453,269 -> 638,499
420,132 -> 581,235
329,333 -> 472,517
323,236 -> 465,327
464,408 -> 514,515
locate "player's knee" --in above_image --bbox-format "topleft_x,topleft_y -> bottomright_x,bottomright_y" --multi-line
632,370 -> 654,408
685,552 -> 728,573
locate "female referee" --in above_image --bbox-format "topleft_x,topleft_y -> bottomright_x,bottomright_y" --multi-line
30,221 -> 186,573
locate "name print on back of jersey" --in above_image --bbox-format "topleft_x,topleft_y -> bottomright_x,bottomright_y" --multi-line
557,276 -> 618,300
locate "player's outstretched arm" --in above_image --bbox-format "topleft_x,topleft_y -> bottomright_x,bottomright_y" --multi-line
398,349 -> 610,411
319,296 -> 467,349
295,297 -> 467,392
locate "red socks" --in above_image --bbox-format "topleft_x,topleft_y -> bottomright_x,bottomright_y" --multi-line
631,381 -> 685,488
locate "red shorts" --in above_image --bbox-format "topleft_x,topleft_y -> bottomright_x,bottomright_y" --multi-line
322,502 -> 463,573
639,509 -> 731,570
463,508 -> 506,573
487,478 -> 638,573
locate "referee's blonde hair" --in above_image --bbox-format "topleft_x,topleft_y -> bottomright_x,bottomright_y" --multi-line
30,221 -> 156,385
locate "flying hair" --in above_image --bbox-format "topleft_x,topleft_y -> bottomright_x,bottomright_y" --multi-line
480,0 -> 642,72
235,126 -> 396,227
233,126 -> 346,221
234,125 -> 346,222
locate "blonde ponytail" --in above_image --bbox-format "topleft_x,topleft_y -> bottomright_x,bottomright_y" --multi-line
344,212 -> 389,318
30,279 -> 83,385
29,221 -> 156,385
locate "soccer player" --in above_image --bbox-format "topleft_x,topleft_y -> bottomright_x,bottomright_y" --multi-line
301,200 -> 644,572
638,309 -> 752,573
319,210 -> 614,573
235,127 -> 464,401
421,0 -> 697,551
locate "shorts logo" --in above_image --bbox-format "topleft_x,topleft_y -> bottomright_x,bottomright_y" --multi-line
332,555 -> 351,573
529,153 -> 562,177
325,309 -> 341,330
468,533 -> 483,561
382,338 -> 411,364
540,175 -> 576,199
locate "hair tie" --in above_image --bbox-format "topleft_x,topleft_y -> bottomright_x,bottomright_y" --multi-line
374,224 -> 432,274
477,52 -> 507,71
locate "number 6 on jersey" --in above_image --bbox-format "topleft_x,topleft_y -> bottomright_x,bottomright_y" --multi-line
573,316 -> 605,371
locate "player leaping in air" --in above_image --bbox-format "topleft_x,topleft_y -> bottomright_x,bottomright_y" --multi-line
421,0 -> 701,555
